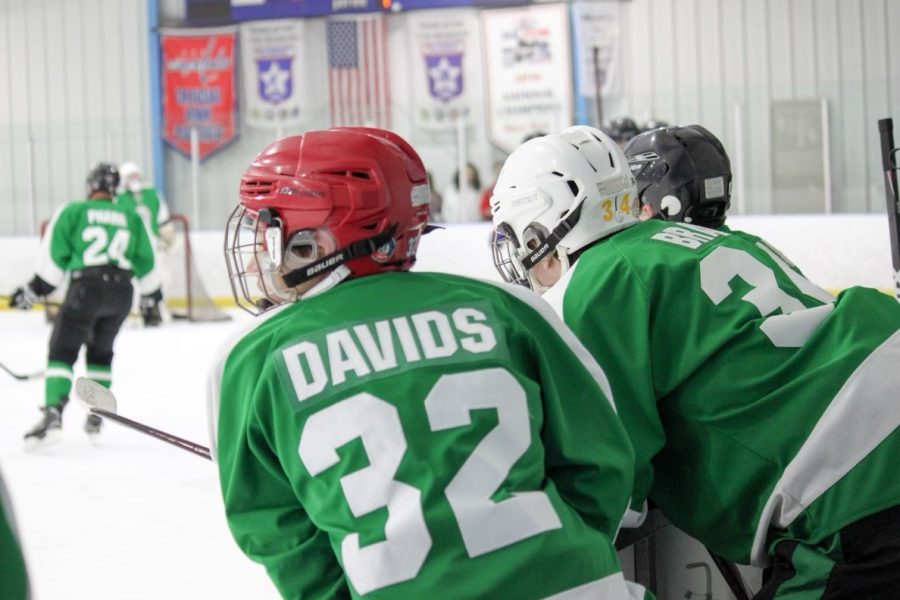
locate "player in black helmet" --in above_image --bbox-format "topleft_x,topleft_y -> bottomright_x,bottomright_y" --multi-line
626,123 -> 811,279
625,124 -> 732,226
9,162 -> 161,448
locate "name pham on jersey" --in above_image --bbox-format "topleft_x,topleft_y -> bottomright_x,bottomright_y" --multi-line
87,209 -> 127,228
651,222 -> 727,249
282,306 -> 499,402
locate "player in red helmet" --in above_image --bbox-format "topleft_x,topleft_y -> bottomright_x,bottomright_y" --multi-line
209,128 -> 648,599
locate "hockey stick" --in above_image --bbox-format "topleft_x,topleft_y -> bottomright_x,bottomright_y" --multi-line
74,378 -> 211,461
0,294 -> 63,311
878,118 -> 900,300
0,361 -> 44,381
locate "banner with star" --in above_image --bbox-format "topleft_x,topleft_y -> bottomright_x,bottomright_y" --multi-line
407,8 -> 479,131
160,27 -> 238,160
240,19 -> 306,129
481,4 -> 573,153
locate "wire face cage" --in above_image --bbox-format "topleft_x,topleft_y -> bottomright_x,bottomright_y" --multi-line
224,204 -> 294,315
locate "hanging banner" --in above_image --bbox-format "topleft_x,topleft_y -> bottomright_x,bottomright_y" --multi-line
240,19 -> 306,129
160,27 -> 238,160
571,1 -> 621,99
326,13 -> 390,129
407,8 -> 479,130
481,4 -> 573,153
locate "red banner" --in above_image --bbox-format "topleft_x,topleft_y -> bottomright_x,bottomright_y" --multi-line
161,28 -> 238,160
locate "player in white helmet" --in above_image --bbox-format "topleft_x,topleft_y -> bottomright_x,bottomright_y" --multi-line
491,125 -> 900,599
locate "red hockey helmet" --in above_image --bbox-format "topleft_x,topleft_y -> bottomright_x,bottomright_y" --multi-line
226,128 -> 431,314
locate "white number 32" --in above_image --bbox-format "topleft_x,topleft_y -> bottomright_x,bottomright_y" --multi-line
297,368 -> 561,595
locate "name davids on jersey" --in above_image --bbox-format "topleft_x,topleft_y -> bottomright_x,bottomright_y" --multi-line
279,304 -> 504,403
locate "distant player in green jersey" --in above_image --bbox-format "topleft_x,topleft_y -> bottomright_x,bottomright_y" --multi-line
117,161 -> 173,326
490,125 -> 900,599
9,163 -> 162,448
0,466 -> 29,600
208,128 -> 648,599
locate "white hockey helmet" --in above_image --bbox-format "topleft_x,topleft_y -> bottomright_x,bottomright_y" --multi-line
119,161 -> 142,193
489,125 -> 639,290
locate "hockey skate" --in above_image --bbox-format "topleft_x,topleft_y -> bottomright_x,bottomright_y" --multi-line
24,406 -> 63,449
84,414 -> 103,440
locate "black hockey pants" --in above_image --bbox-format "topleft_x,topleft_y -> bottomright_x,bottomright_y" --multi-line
755,503 -> 900,599
48,266 -> 134,368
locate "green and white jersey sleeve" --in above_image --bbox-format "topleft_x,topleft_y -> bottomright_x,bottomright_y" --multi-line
209,271 -> 646,600
36,198 -> 160,294
0,467 -> 29,600
545,219 -> 900,565
116,187 -> 168,238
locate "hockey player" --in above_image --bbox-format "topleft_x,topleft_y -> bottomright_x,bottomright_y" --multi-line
490,125 -> 900,598
626,124 -> 813,281
625,124 -> 733,226
1,466 -> 29,600
10,163 -> 161,447
116,161 -> 173,326
209,128 -> 648,599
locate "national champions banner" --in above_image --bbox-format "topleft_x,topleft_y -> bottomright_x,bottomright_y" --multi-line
481,4 -> 573,153
408,9 -> 479,130
240,19 -> 306,129
160,28 -> 238,160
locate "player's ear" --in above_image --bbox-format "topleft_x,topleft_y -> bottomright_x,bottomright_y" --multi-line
315,228 -> 337,255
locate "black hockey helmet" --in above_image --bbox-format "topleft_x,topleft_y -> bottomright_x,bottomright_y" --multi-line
86,163 -> 121,197
625,124 -> 732,228
604,116 -> 641,145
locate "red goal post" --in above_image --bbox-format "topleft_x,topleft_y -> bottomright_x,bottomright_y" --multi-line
160,213 -> 231,322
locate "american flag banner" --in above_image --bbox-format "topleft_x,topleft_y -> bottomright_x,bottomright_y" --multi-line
327,13 -> 390,129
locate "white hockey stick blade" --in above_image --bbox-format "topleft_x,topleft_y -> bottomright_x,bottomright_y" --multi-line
74,377 -> 118,413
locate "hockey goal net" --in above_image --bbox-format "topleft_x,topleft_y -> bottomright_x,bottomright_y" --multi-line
160,213 -> 231,322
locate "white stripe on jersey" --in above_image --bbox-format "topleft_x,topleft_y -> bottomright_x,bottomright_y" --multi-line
750,328 -> 900,566
34,204 -> 68,287
479,277 -> 616,412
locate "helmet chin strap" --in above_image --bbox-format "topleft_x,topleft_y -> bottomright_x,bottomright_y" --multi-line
281,224 -> 397,289
520,200 -> 585,271
526,246 -> 572,294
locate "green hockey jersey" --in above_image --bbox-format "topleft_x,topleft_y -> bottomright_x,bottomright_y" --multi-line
544,219 -> 900,566
115,187 -> 169,238
36,197 -> 159,294
0,468 -> 29,600
210,271 -> 646,600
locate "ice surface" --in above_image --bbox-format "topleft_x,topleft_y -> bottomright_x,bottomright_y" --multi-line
0,310 -> 280,599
